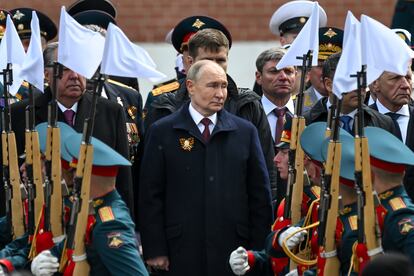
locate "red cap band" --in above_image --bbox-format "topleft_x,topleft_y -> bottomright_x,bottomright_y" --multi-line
370,156 -> 406,173
70,158 -> 119,177
339,177 -> 354,188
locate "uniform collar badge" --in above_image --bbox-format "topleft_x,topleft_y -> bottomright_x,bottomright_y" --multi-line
180,137 -> 194,151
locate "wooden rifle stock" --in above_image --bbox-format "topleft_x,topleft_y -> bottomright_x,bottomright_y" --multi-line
71,143 -> 93,275
7,132 -> 25,238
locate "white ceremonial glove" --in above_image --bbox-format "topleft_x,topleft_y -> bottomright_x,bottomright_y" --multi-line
31,250 -> 59,276
229,246 -> 250,275
278,226 -> 307,250
286,268 -> 299,276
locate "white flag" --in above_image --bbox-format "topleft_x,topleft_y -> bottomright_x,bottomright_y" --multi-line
100,23 -> 166,82
332,11 -> 361,98
57,6 -> 105,79
276,2 -> 320,69
361,15 -> 414,83
18,11 -> 44,92
0,15 -> 26,95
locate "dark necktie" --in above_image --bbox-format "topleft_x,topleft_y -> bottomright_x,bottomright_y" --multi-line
386,112 -> 402,140
201,118 -> 211,142
63,109 -> 75,126
274,107 -> 287,144
340,115 -> 353,134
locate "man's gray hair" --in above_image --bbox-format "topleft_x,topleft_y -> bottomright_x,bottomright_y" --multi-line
186,60 -> 213,82
255,47 -> 287,73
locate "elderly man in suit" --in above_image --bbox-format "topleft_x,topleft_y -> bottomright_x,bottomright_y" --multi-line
139,60 -> 272,276
370,67 -> 414,200
9,42 -> 134,215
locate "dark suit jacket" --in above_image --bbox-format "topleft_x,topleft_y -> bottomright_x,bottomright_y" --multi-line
139,103 -> 272,276
9,87 -> 134,216
370,102 -> 414,200
304,98 -> 397,135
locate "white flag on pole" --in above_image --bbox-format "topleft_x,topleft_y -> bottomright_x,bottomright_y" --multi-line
361,14 -> 414,83
276,1 -> 320,69
18,11 -> 44,92
57,6 -> 105,79
100,23 -> 166,82
332,11 -> 361,98
0,15 -> 26,95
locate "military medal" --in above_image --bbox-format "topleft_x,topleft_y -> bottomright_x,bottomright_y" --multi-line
127,106 -> 137,120
180,137 -> 194,151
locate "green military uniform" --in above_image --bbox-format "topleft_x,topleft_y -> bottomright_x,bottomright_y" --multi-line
378,186 -> 414,263
85,189 -> 148,275
0,234 -> 30,273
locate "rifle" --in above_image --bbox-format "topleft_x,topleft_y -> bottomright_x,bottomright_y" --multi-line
1,64 -> 25,239
317,98 -> 342,276
317,96 -> 338,248
283,50 -> 312,271
25,83 -> 44,244
60,74 -> 104,275
29,63 -> 64,259
351,65 -> 382,272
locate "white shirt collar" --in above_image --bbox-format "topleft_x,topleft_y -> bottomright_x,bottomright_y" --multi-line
376,99 -> 410,117
261,94 -> 295,115
188,103 -> 217,126
57,101 -> 78,113
313,87 -> 324,101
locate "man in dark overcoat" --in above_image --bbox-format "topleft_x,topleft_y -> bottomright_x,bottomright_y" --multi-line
139,60 -> 272,276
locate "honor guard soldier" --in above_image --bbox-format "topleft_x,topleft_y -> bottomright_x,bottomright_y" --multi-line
31,134 -> 149,276
67,0 -> 144,163
9,8 -> 57,101
365,127 -> 414,264
143,15 -> 232,116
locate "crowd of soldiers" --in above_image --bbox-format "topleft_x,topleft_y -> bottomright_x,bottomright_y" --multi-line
0,0 -> 413,275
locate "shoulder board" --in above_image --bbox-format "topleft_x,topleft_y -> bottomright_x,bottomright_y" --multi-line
151,81 -> 180,96
98,206 -> 115,222
389,197 -> 407,211
21,81 -> 29,88
107,79 -> 136,91
154,78 -> 177,88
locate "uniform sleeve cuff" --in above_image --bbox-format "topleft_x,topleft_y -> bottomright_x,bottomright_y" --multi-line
247,250 -> 255,268
0,259 -> 14,273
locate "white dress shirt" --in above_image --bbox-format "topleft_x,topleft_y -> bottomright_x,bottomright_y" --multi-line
189,103 -> 217,134
376,100 -> 410,143
261,95 -> 294,141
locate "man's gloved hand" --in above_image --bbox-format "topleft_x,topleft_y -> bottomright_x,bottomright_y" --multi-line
31,250 -> 59,276
286,268 -> 299,276
229,246 -> 250,275
278,226 -> 307,250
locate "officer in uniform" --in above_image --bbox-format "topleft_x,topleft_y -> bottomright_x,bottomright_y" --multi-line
31,133 -> 149,276
391,0 -> 414,49
365,127 -> 414,264
252,0 -> 328,96
67,0 -> 143,163
9,8 -> 57,101
143,15 -> 232,117
303,27 -> 344,113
